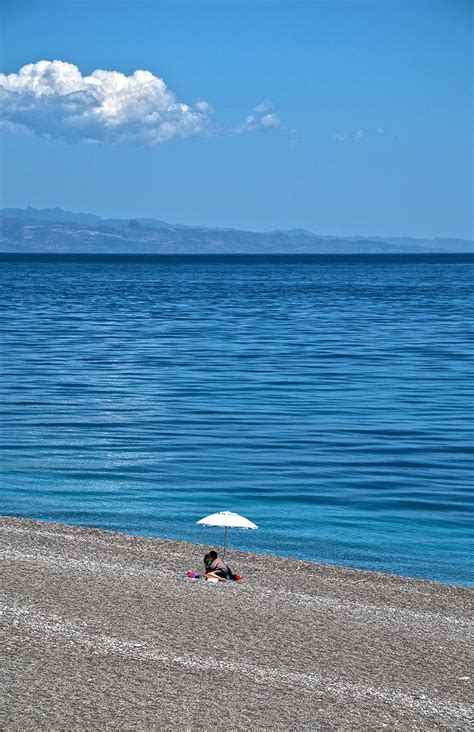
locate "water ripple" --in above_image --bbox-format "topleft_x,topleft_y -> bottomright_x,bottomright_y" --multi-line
0,254 -> 473,584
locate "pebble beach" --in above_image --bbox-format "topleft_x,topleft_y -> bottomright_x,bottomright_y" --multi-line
1,515 -> 473,730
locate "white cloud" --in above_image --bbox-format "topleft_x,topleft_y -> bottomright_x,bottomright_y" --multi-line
254,100 -> 273,113
195,100 -> 212,113
260,113 -> 280,128
330,127 -> 385,142
0,60 -> 212,145
235,109 -> 281,134
235,114 -> 258,134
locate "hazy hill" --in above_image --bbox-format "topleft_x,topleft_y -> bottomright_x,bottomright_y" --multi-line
1,207 -> 472,254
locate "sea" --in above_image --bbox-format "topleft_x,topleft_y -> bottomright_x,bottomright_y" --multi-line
1,253 -> 473,585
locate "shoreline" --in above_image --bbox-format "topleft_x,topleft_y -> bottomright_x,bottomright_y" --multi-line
0,513 -> 469,589
2,515 -> 473,729
3,513 -> 470,589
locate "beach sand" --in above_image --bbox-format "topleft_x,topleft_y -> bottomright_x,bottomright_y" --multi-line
1,515 -> 472,730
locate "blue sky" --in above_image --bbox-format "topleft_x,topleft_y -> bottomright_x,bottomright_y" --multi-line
0,0 -> 472,238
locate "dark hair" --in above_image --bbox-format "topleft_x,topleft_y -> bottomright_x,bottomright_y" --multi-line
209,550 -> 218,560
204,552 -> 212,566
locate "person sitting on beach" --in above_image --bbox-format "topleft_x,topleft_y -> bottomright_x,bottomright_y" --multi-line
203,550 -> 233,581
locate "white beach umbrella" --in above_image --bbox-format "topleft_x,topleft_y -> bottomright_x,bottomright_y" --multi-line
196,510 -> 258,558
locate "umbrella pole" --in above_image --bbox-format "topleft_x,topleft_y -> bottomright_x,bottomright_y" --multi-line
223,526 -> 227,559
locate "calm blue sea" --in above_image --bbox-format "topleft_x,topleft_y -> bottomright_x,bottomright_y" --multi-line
1,254 -> 473,585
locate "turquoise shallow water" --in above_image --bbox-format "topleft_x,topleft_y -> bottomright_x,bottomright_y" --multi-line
1,254 -> 473,585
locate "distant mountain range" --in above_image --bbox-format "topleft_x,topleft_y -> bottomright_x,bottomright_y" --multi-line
1,207 -> 473,254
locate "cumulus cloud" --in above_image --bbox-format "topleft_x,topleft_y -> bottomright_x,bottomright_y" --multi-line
260,113 -> 280,128
236,114 -> 258,134
235,103 -> 281,134
376,127 -> 385,136
0,62 -> 288,146
254,100 -> 273,113
354,129 -> 366,141
0,60 -> 212,145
